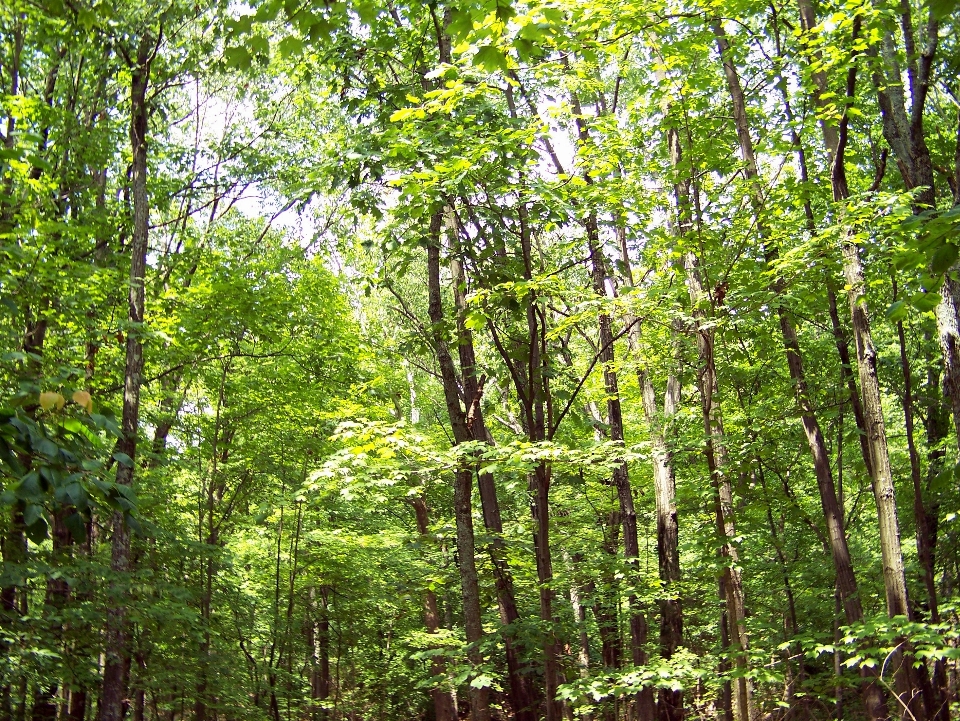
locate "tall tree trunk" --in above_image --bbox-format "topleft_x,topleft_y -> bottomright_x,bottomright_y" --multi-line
425,213 -> 491,721
894,286 -> 943,721
665,104 -> 752,721
825,17 -> 919,711
304,585 -> 332,721
99,34 -> 154,721
31,510 -> 73,721
448,225 -> 540,721
520,198 -> 562,721
715,21 -> 889,718
936,278 -> 960,450
796,0 -> 875,480
923,335 -> 950,721
565,552 -> 592,721
619,199 -> 683,721
584,217 -> 654,720
639,364 -> 682,721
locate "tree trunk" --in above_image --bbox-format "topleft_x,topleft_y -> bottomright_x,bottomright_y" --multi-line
640,366 -> 683,721
565,552 -> 592,721
99,35 -> 154,721
936,277 -> 960,451
864,25 -> 948,714
412,499 -> 458,721
448,227 -> 540,721
830,44 -> 919,709
716,22 -> 892,717
619,204 -> 683,721
585,216 -> 654,720
665,105 -> 752,721
923,335 -> 950,721
425,214 -> 491,721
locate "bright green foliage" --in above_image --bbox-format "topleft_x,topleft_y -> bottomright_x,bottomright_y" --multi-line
3,0 -> 960,718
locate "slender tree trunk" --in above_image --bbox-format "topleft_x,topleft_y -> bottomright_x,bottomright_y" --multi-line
565,552 -> 592,721
448,225 -> 540,721
2,30 -> 39,708
318,590 -> 331,718
412,499 -> 458,721
936,278 -> 960,450
520,198 -> 562,721
842,209 -> 919,706
716,22 -> 892,717
894,287 -> 944,721
833,70 -> 919,721
665,104 -> 752,721
826,286 -> 875,477
894,284 -> 940,624
796,0 -> 875,480
584,217 -> 654,719
923,334 -> 951,721
640,365 -> 683,721
587,518 -> 622,721
425,213 -> 491,721
864,24 -> 949,715
620,197 -> 683,721
99,35 -> 154,721
795,5 -> 925,712
31,510 -> 73,721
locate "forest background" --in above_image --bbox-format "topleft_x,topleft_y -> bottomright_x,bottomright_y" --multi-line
2,0 -> 960,719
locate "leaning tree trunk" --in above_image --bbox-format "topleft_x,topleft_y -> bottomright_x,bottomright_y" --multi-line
715,23 -> 889,719
99,35 -> 153,721
865,23 -> 948,719
813,13 -> 920,712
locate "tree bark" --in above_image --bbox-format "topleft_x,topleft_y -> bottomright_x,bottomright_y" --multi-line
448,224 -> 540,721
620,178 -> 684,721
425,213 -> 491,721
584,216 -> 654,720
99,34 -> 154,721
715,22 -> 891,717
412,499 -> 458,721
825,20 -> 919,709
665,95 -> 752,721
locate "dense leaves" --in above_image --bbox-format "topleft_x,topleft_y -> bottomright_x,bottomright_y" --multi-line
2,0 -> 960,719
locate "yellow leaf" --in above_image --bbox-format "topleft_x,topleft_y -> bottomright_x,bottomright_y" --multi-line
389,107 -> 415,122
40,392 -> 65,411
72,390 -> 93,413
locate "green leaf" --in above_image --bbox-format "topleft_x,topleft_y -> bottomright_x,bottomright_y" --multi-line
354,1 -> 378,24
886,300 -> 908,322
912,292 -> 941,313
928,0 -> 959,20
250,35 -> 270,57
474,45 -> 508,73
23,503 -> 43,528
25,518 -> 48,544
930,242 -> 958,274
64,512 -> 86,543
495,3 -> 516,22
36,438 -> 59,458
278,36 -> 303,59
470,673 -> 493,689
447,9 -> 474,38
113,452 -> 134,468
224,46 -> 252,70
